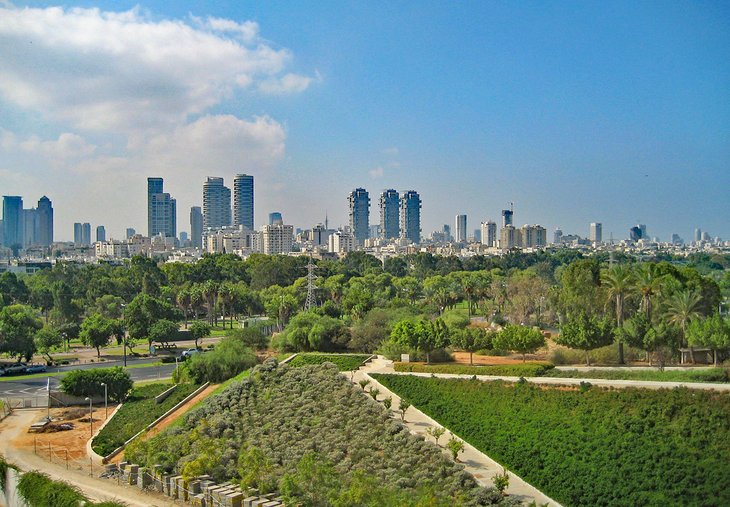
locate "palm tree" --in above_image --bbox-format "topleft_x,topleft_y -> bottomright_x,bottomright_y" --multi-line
218,282 -> 236,329
202,280 -> 219,326
176,288 -> 192,329
664,289 -> 702,363
603,264 -> 634,364
635,264 -> 662,321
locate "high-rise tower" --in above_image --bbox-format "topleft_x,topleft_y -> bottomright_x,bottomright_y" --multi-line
399,190 -> 421,244
455,214 -> 467,243
36,196 -> 53,247
2,196 -> 23,249
147,177 -> 177,238
203,177 -> 231,230
233,174 -> 254,229
590,222 -> 602,243
348,188 -> 370,245
501,206 -> 514,228
379,189 -> 399,240
190,206 -> 203,248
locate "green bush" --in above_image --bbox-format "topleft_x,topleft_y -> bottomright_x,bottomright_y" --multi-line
288,353 -> 370,371
373,374 -> 730,507
181,337 -> 257,383
229,327 -> 270,350
550,367 -> 729,383
394,362 -> 555,377
15,470 -> 126,507
91,382 -> 198,456
59,366 -> 132,402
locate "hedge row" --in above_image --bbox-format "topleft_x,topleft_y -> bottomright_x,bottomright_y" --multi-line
288,353 -> 371,371
549,367 -> 729,383
59,366 -> 133,402
394,362 -> 555,377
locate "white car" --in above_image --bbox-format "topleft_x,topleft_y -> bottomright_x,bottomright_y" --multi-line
180,348 -> 203,359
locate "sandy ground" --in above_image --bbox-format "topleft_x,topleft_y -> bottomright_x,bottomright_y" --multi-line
451,351 -> 543,365
0,409 -> 179,506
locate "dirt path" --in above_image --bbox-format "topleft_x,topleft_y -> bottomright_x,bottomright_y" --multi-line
0,409 -> 178,507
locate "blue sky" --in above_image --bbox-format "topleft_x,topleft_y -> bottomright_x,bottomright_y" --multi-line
1,1 -> 728,242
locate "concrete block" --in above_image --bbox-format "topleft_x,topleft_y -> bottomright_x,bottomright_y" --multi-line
162,474 -> 172,495
119,461 -> 128,471
169,475 -> 183,498
243,496 -> 259,507
225,491 -> 244,507
191,493 -> 205,507
188,479 -> 201,495
137,470 -> 153,489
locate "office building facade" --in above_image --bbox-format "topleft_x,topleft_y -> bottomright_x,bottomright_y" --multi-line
233,174 -> 254,229
455,214 -> 467,243
480,221 -> 497,247
268,212 -> 283,226
147,177 -> 177,238
590,222 -> 602,243
36,196 -> 53,247
2,196 -> 23,249
399,190 -> 421,244
502,208 -> 514,228
203,177 -> 231,230
260,223 -> 294,255
190,206 -> 203,249
379,189 -> 400,240
348,188 -> 370,245
96,226 -> 106,242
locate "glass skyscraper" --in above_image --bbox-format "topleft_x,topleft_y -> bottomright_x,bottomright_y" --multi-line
147,177 -> 177,238
233,174 -> 254,230
2,196 -> 23,249
203,177 -> 231,230
399,190 -> 421,244
348,188 -> 370,245
379,189 -> 399,240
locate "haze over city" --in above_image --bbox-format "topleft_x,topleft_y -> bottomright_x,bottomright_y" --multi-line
1,1 -> 728,242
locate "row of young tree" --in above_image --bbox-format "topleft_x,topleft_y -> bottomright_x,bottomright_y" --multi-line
0,251 -> 728,364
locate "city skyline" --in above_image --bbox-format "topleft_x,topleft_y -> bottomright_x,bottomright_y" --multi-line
0,2 -> 728,242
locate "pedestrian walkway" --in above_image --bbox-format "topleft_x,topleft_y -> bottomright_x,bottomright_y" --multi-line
353,357 -> 562,507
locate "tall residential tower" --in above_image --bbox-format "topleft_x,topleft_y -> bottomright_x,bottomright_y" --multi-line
379,189 -> 400,240
348,188 -> 370,245
233,174 -> 254,230
203,177 -> 231,230
147,177 -> 177,238
399,190 -> 421,244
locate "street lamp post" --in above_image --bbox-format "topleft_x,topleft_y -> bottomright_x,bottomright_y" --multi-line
84,397 -> 93,439
100,382 -> 108,419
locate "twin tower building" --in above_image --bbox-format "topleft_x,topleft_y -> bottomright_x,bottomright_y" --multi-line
348,188 -> 421,246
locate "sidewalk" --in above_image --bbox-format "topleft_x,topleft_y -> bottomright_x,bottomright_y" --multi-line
353,357 -> 562,507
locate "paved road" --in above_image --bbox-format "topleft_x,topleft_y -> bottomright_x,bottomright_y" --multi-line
0,363 -> 177,399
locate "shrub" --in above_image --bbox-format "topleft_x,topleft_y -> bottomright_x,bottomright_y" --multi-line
59,366 -> 132,402
288,353 -> 370,371
229,327 -> 270,350
374,374 -> 730,506
393,362 -> 555,377
17,471 -> 86,507
181,336 -> 257,383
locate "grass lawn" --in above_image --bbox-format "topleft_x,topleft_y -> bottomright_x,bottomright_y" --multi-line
91,382 -> 199,456
549,367 -> 728,383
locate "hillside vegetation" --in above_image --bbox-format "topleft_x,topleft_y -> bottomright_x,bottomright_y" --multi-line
126,360 -> 516,506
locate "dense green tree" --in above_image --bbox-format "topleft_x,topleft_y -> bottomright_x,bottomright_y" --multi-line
493,325 -> 545,362
35,325 -> 63,362
79,313 -> 115,358
124,294 -> 181,343
556,258 -> 603,319
0,304 -> 42,360
556,313 -> 615,365
188,321 -> 212,349
452,327 -> 494,365
687,315 -> 730,366
148,319 -> 180,347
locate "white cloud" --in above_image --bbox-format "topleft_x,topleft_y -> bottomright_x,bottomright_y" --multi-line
369,166 -> 384,179
0,5 -> 316,132
258,71 -> 321,95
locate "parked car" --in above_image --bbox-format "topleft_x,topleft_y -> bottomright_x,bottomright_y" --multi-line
25,364 -> 48,374
180,348 -> 203,360
5,363 -> 28,375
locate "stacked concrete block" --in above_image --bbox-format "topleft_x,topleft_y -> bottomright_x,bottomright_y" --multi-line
137,469 -> 153,489
128,464 -> 139,485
